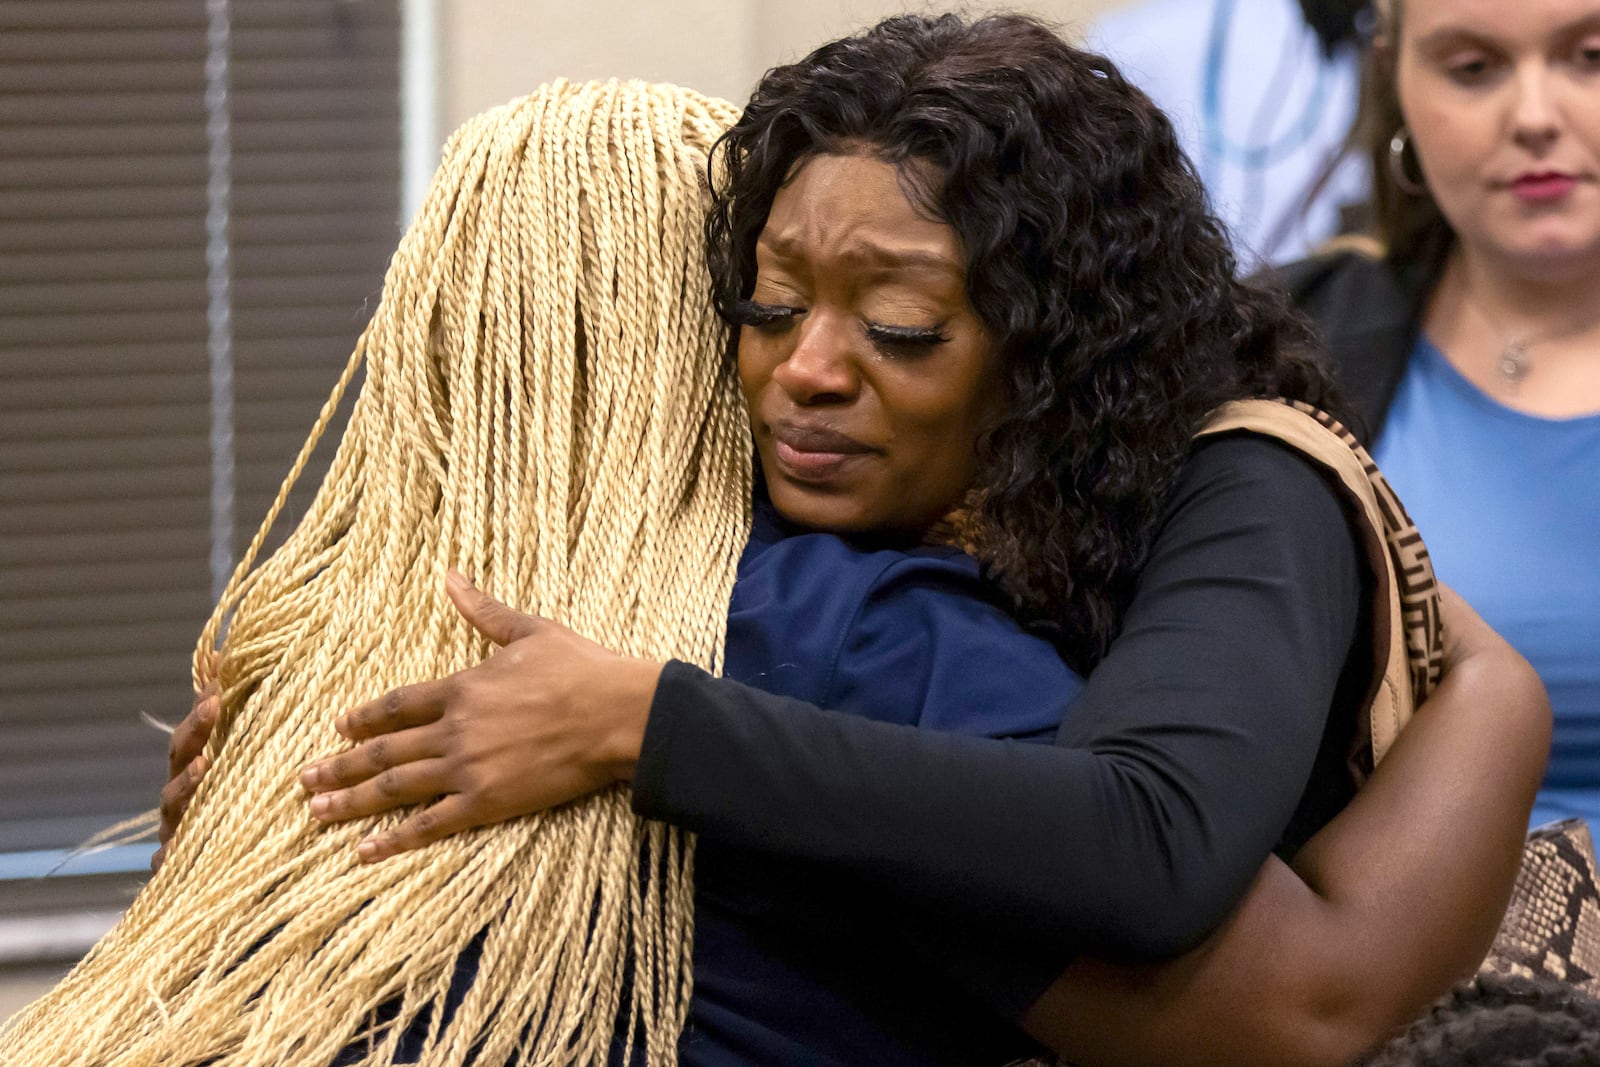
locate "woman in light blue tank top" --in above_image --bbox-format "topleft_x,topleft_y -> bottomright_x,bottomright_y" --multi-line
1376,338 -> 1600,827
1282,0 -> 1600,826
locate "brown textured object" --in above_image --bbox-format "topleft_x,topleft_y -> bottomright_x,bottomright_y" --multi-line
1200,400 -> 1600,1007
1481,819 -> 1600,996
1197,399 -> 1443,773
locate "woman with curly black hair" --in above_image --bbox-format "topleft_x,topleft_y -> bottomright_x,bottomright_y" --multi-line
164,13 -> 1546,1065
704,11 -> 1336,673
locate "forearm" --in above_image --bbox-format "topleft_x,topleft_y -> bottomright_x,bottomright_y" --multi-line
638,661 -> 1267,960
636,439 -> 1361,980
1281,643 -> 1549,1048
1021,639 -> 1551,1067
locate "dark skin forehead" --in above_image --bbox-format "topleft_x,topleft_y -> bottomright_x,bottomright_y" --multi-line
755,152 -> 966,294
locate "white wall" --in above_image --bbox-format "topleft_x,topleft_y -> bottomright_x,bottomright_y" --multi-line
438,0 -> 1136,132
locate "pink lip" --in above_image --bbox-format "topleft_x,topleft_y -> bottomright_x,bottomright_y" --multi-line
1510,172 -> 1580,202
769,423 -> 873,483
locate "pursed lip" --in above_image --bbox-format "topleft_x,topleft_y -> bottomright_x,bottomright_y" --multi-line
766,420 -> 875,482
1505,170 -> 1584,201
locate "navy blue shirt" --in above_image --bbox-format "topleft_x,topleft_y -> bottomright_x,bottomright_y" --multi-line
392,437 -> 1364,1063
387,499 -> 1082,1067
637,437 -> 1365,1021
681,502 -> 1081,1066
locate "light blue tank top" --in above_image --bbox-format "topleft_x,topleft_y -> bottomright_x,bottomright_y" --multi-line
1373,337 -> 1600,828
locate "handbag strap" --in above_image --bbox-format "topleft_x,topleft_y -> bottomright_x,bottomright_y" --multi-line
1194,398 -> 1444,773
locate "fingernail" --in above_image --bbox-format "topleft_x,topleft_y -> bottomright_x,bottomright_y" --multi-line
198,697 -> 218,723
358,838 -> 380,862
299,765 -> 320,790
334,715 -> 350,738
446,569 -> 469,592
188,756 -> 206,778
309,795 -> 330,818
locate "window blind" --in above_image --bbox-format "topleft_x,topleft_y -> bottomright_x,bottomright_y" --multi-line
0,0 -> 400,902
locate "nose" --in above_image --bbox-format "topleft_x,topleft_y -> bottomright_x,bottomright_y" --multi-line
1510,64 -> 1561,154
770,313 -> 860,404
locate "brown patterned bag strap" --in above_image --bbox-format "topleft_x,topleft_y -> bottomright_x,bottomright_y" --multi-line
1195,398 -> 1444,772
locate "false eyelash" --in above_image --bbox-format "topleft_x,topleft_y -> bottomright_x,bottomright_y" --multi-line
727,298 -> 800,327
865,322 -> 951,348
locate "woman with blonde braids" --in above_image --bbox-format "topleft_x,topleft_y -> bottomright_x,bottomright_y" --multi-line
152,15 -> 1545,1067
5,80 -> 747,1066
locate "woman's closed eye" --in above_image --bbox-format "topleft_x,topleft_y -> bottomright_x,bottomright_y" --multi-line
864,321 -> 951,357
729,297 -> 802,332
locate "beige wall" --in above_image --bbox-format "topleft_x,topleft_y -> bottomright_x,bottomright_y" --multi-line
439,0 -> 1136,132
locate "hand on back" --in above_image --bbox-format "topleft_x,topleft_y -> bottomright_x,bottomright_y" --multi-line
297,572 -> 661,862
154,575 -> 661,867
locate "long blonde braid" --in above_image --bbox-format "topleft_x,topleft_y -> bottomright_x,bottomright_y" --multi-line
2,80 -> 749,1066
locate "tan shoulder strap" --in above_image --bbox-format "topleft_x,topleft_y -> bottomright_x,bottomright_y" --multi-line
1195,398 -> 1444,773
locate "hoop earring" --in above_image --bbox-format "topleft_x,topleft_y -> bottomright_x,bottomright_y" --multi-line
1387,127 -> 1428,196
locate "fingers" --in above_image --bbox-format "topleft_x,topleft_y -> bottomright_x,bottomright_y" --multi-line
358,794 -> 482,863
159,754 -> 210,838
301,725 -> 443,793
168,685 -> 219,780
155,753 -> 210,874
446,570 -> 540,647
338,678 -> 451,741
306,758 -> 452,826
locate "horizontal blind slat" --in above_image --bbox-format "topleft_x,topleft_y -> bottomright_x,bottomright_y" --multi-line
0,155 -> 211,190
0,460 -> 288,502
0,3 -> 206,30
0,499 -> 209,538
1,434 -> 209,473
5,684 -> 196,726
3,311 -> 207,344
0,339 -> 359,377
1,217 -> 208,251
0,186 -> 207,219
2,619 -> 207,660
0,94 -> 207,125
0,250 -> 204,284
0,62 -> 204,94
0,588 -> 209,630
0,278 -> 208,315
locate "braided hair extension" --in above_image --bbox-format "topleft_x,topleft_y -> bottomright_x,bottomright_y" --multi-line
1,81 -> 748,1066
1362,973 -> 1600,1066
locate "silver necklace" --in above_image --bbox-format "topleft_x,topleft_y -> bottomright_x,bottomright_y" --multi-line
1497,337 -> 1533,386
1473,302 -> 1600,389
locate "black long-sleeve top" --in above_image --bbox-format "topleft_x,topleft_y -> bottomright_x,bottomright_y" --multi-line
633,434 -> 1368,1017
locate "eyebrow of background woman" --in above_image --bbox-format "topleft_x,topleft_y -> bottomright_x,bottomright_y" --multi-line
1406,11 -> 1600,53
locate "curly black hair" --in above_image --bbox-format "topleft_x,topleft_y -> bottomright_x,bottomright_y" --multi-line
1362,973 -> 1600,1066
705,12 -> 1340,672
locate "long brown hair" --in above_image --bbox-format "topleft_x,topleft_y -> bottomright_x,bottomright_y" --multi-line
1355,0 -> 1455,269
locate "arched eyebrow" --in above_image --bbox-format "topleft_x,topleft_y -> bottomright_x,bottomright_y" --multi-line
1411,13 -> 1600,56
